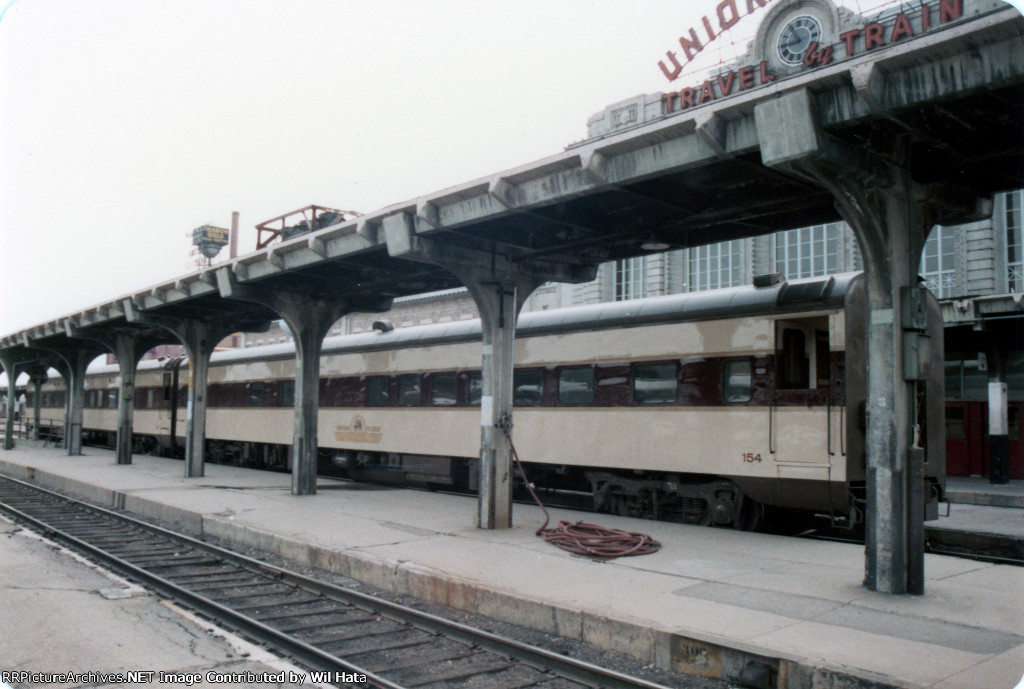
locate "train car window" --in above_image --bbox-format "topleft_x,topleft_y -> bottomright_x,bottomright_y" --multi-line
779,328 -> 810,389
430,374 -> 457,406
468,372 -> 482,406
398,374 -> 422,406
106,390 -> 118,408
366,376 -> 389,406
558,367 -> 595,406
723,359 -> 752,403
162,372 -> 173,401
633,362 -> 677,404
513,370 -> 544,406
281,379 -> 295,407
248,382 -> 264,406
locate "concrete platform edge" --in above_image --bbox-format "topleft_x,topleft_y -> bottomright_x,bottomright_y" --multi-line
0,459 -> 922,689
944,490 -> 1024,509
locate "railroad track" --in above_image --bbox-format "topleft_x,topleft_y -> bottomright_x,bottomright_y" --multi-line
0,475 -> 688,689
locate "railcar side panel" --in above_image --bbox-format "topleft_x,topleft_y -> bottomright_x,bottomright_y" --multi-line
515,319 -> 774,366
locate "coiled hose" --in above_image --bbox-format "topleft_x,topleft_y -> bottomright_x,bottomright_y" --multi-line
506,431 -> 661,559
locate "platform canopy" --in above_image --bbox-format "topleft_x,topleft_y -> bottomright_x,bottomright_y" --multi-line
1,0 -> 1020,354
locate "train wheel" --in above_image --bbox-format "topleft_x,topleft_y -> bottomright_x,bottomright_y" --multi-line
737,496 -> 764,531
611,494 -> 647,519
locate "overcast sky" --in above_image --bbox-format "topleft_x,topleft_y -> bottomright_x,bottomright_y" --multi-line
2,0 -> 1022,341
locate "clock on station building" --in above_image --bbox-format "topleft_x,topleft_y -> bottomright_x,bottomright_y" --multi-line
750,0 -> 858,75
777,14 -> 824,64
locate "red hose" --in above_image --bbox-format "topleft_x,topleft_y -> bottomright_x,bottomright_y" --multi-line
507,432 -> 661,559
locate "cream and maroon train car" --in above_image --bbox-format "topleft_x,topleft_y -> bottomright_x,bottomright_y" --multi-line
33,273 -> 946,529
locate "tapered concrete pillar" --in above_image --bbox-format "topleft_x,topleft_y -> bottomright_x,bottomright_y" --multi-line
67,327 -> 160,465
27,365 -> 48,441
216,267 -> 390,495
180,328 -> 216,478
755,88 -> 989,593
55,348 -> 100,455
122,303 -> 260,479
382,209 -> 597,528
110,335 -> 147,465
0,353 -> 19,450
153,321 -> 234,479
461,273 -> 540,529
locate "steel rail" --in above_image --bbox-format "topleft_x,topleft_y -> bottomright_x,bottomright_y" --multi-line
0,480 -> 402,689
0,475 -> 676,689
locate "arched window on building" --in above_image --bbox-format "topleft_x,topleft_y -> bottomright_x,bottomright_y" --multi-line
687,240 -> 744,291
1005,189 -> 1024,293
774,223 -> 842,279
920,225 -> 958,298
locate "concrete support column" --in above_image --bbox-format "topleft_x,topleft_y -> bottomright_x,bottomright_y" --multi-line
382,209 -> 597,528
849,198 -> 929,595
123,304 -> 253,479
287,305 -> 337,496
50,360 -> 71,450
68,329 -> 156,465
58,349 -> 97,455
182,331 -> 213,478
216,268 -> 389,495
164,322 -> 232,479
461,271 -> 540,529
111,334 -> 146,465
28,365 -> 48,441
753,88 -> 990,593
0,353 -> 18,450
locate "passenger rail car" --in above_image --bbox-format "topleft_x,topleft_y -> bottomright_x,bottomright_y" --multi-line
31,273 -> 946,529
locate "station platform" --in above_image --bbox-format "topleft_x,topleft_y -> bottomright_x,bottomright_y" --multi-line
1,443 -> 1022,689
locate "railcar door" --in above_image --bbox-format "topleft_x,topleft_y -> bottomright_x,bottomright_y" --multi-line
155,357 -> 185,453
944,402 -> 982,476
771,317 -> 835,513
155,372 -> 174,440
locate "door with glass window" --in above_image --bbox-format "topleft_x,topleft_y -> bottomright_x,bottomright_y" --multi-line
771,318 -> 834,511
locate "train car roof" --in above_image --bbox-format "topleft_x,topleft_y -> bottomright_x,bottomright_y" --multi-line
86,272 -> 860,373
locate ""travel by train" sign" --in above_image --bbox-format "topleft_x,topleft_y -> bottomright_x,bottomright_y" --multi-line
659,0 -> 966,115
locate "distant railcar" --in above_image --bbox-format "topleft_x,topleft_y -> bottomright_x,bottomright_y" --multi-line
31,273 -> 945,529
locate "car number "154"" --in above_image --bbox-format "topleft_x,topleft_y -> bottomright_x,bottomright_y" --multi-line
741,452 -> 763,463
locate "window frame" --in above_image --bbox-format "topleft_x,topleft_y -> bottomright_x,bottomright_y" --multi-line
429,372 -> 458,407
513,369 -> 545,407
632,361 -> 678,405
722,357 -> 753,404
557,366 -> 596,406
366,375 -> 390,407
398,374 -> 422,407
